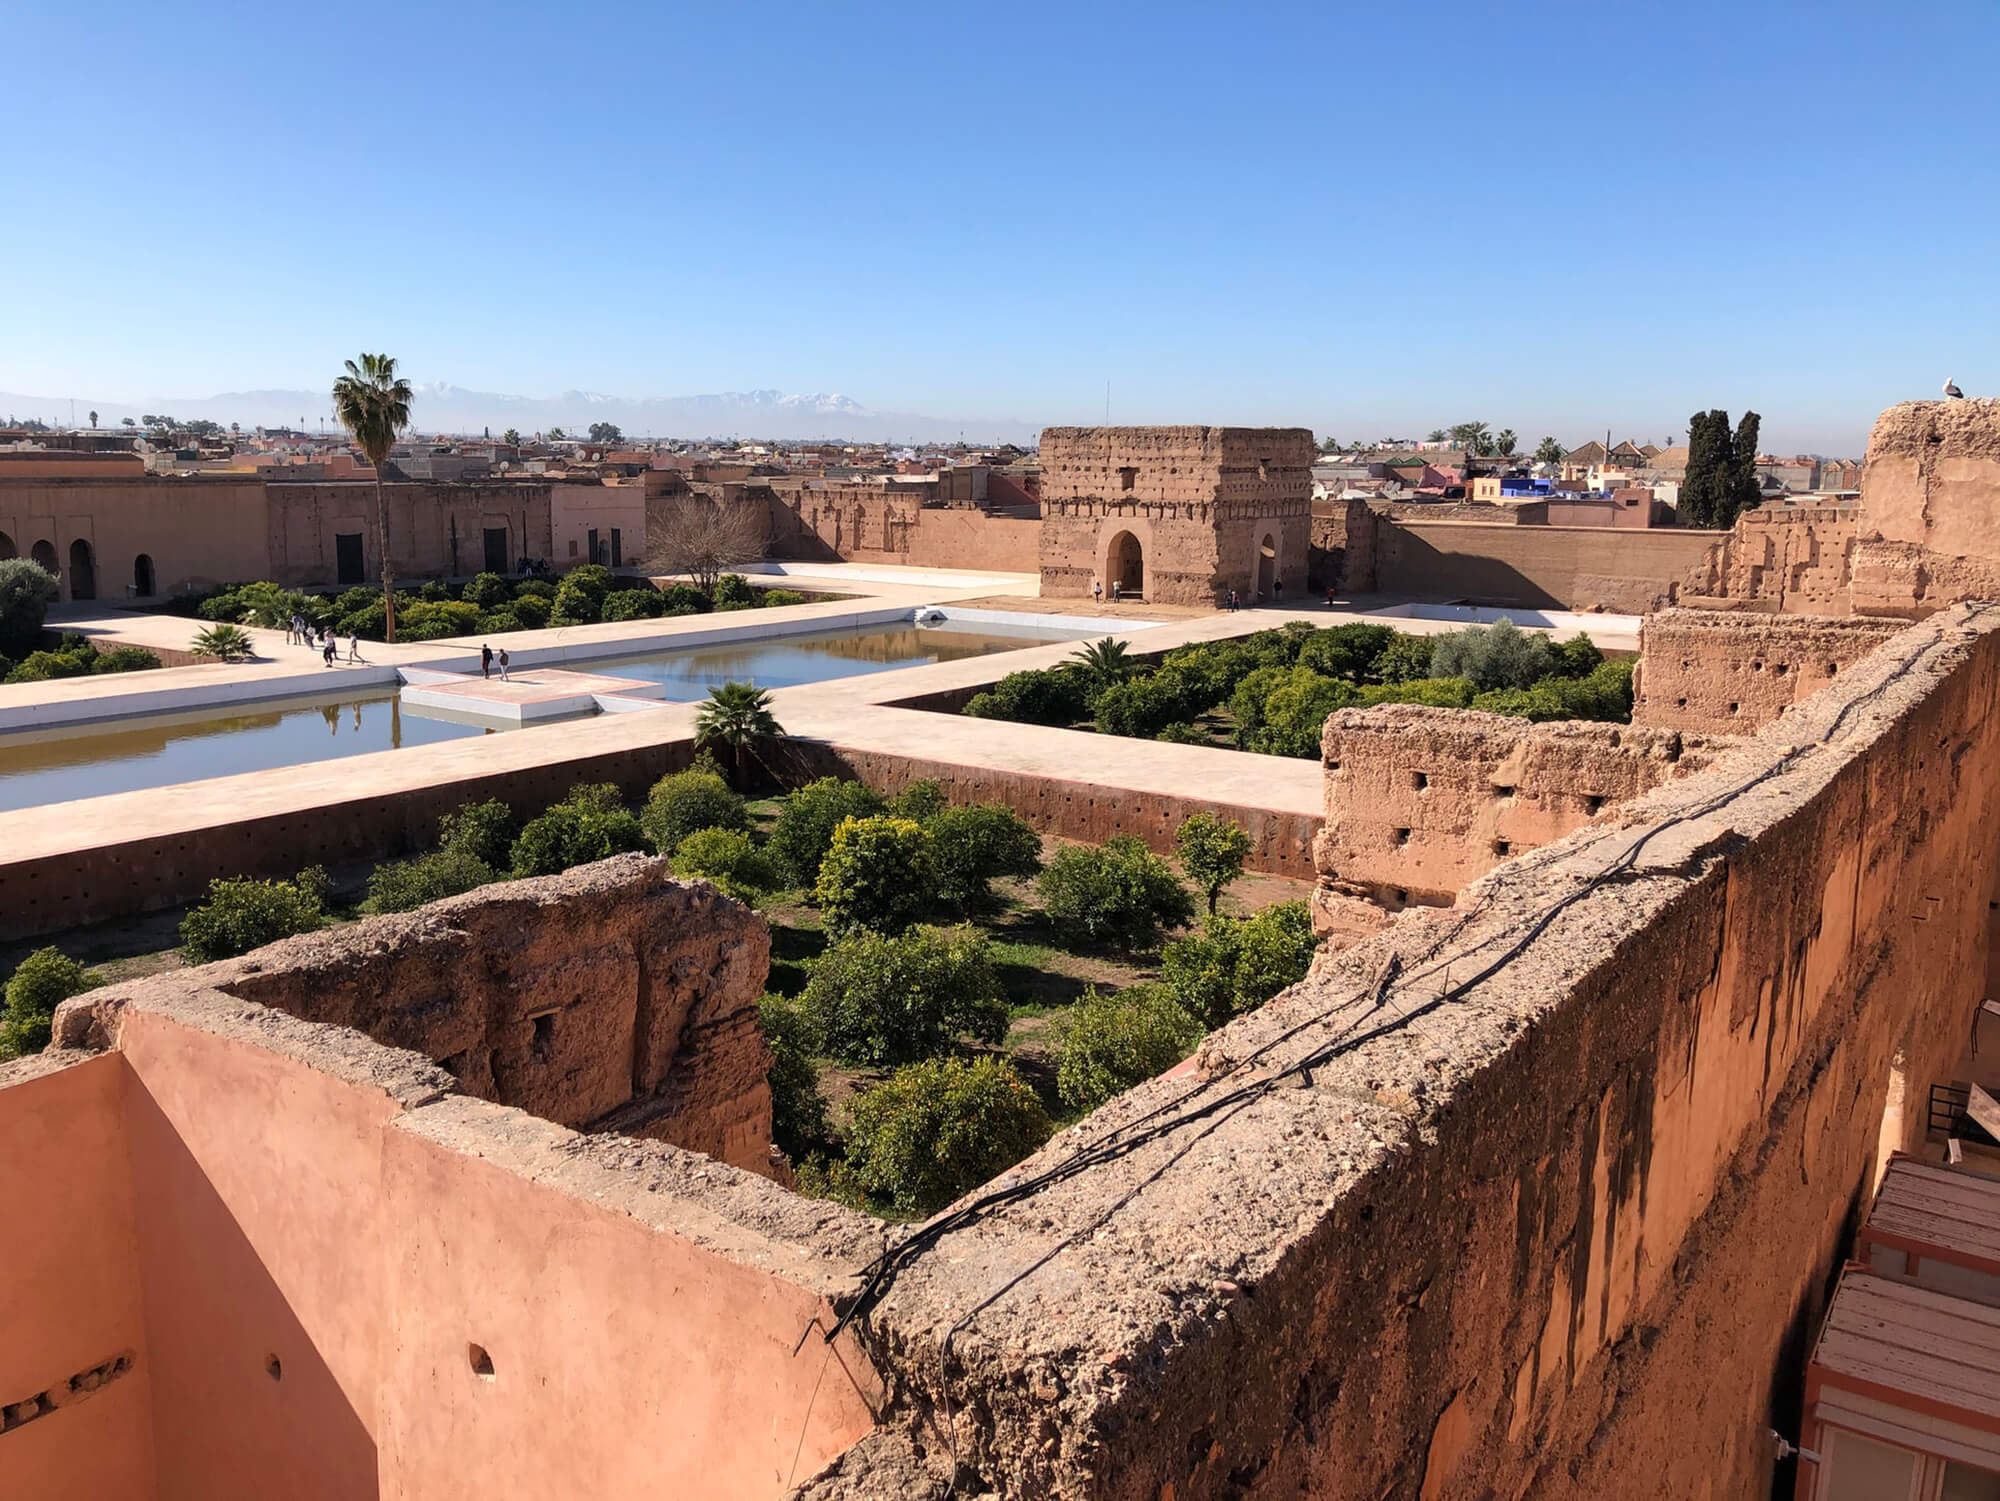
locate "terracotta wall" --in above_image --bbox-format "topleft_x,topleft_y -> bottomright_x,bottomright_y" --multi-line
1859,399 -> 2000,559
1310,704 -> 1726,943
551,481 -> 646,568
11,985 -> 883,1498
1371,519 -> 1721,612
266,482 -> 556,586
201,859 -> 778,1174
815,605 -> 2000,1500
0,1052 -> 155,1500
1631,608 -> 1906,735
0,475 -> 271,600
906,509 -> 1042,572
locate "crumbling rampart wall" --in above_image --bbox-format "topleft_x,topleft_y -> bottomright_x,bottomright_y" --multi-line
815,605 -> 2000,1500
1309,704 -> 1725,944
1632,608 -> 1905,735
185,857 -> 778,1175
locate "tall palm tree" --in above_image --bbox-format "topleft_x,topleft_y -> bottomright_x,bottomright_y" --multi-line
331,353 -> 414,642
694,681 -> 785,788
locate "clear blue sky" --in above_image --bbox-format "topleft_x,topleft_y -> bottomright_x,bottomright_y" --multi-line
3,0 -> 1994,453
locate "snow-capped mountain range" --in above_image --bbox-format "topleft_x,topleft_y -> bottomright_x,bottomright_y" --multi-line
0,385 -> 1034,445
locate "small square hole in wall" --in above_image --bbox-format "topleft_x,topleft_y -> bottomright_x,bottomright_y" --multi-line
1493,840 -> 1511,857
1394,827 -> 1412,846
1728,702 -> 1740,715
1393,888 -> 1409,906
1493,785 -> 1514,799
1412,771 -> 1429,791
469,1344 -> 495,1380
1676,697 -> 1688,708
532,1012 -> 555,1055
1585,795 -> 1605,815
1327,759 -> 1341,772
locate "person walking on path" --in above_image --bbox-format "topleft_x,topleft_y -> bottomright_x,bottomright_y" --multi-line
1092,579 -> 1103,604
497,648 -> 510,682
480,643 -> 493,679
346,632 -> 365,664
322,636 -> 337,667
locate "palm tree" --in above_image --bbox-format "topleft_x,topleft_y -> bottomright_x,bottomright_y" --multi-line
331,353 -> 414,642
1073,637 -> 1136,684
694,681 -> 784,787
1494,429 -> 1518,457
87,409 -> 97,430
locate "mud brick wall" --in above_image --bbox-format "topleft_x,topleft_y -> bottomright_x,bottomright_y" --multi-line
1632,608 -> 1905,734
181,857 -> 778,1175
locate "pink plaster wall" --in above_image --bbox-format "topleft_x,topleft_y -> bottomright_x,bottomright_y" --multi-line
375,1104 -> 878,1500
118,1004 -> 396,1501
0,1053 -> 156,1501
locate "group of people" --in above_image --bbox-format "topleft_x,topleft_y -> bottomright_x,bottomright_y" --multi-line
480,643 -> 511,681
285,613 -> 365,667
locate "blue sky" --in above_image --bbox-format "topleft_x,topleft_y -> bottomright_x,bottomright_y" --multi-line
3,0 -> 1994,453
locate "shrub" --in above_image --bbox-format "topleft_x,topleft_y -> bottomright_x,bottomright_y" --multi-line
1176,812 -> 1251,914
1295,623 -> 1397,680
640,767 -> 748,856
509,784 -> 646,877
1472,658 -> 1634,723
1037,836 -> 1195,950
334,586 -> 379,617
1159,639 -> 1260,706
1243,668 -> 1361,758
760,993 -> 830,1157
1550,632 -> 1604,678
672,827 -> 784,903
844,1056 -> 1052,1216
438,799 -> 518,869
0,947 -> 95,1061
814,816 -> 934,936
1227,663 -> 1290,742
1160,901 -> 1316,1028
462,572 -> 511,609
768,777 -> 885,886
400,599 -> 482,639
339,601 -> 389,639
760,588 -> 808,607
1054,984 -> 1203,1113
1156,721 -> 1210,745
1359,676 -> 1477,708
1093,668 -> 1203,740
511,577 -> 557,602
1428,619 -> 1556,692
180,870 -> 327,962
802,925 -> 1008,1066
4,649 -> 82,683
417,579 -> 451,602
963,666 -> 1095,726
549,577 -> 601,626
1373,632 -> 1437,683
927,803 -> 1042,914
712,573 -> 755,608
0,560 -> 68,655
477,609 -> 523,634
364,847 -> 495,913
602,588 -> 664,621
190,623 -> 256,662
91,645 -> 161,673
886,779 -> 947,823
509,593 -> 551,630
658,583 -> 711,616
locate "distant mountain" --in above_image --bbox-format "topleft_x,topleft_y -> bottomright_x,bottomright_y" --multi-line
0,384 -> 1036,445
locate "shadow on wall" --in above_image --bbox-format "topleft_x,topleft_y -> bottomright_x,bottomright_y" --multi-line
1372,528 -> 1564,609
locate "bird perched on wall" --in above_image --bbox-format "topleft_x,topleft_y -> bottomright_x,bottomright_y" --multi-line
1944,377 -> 1966,399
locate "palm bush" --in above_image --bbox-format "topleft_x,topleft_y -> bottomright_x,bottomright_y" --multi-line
191,623 -> 256,662
694,680 -> 784,788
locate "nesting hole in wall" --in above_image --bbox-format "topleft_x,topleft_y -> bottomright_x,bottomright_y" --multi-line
265,1354 -> 283,1382
1585,795 -> 1605,816
531,1011 -> 556,1057
469,1344 -> 495,1379
1493,785 -> 1514,799
1775,663 -> 1790,675
1411,771 -> 1428,791
1327,759 -> 1342,772
1728,702 -> 1740,715
1493,840 -> 1511,857
1393,828 -> 1412,846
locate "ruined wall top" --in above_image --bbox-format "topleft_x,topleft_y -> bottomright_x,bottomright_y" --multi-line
1039,426 -> 1315,510
1859,397 -> 2000,560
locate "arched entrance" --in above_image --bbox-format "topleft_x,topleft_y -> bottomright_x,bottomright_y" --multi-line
1108,531 -> 1143,600
30,539 -> 58,576
1257,533 -> 1277,600
68,539 -> 97,601
133,553 -> 156,597
0,532 -> 14,560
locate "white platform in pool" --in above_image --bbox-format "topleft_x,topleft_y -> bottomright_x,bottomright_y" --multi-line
398,667 -> 669,726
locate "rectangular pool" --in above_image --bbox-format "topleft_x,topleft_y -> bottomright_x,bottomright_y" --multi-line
0,616 -> 1104,812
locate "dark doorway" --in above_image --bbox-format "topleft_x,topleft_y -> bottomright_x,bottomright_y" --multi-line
1257,533 -> 1276,599
0,532 -> 14,560
610,528 -> 622,568
587,528 -> 600,566
335,532 -> 366,587
31,539 -> 58,575
483,527 -> 509,574
68,539 -> 97,600
134,554 -> 155,597
1108,531 -> 1143,599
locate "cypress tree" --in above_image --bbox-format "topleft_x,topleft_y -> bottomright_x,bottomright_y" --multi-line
1722,410 -> 1762,526
1681,410 -> 1729,527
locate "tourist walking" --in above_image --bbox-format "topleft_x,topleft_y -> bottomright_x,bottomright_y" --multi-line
346,632 -> 364,664
497,648 -> 510,682
480,643 -> 493,679
322,637 -> 337,667
1092,579 -> 1103,604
